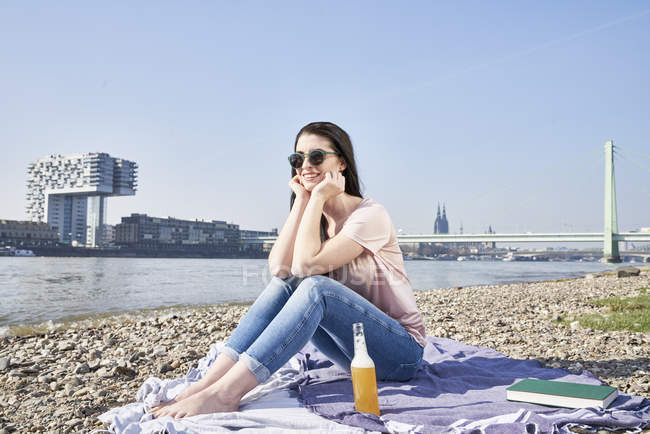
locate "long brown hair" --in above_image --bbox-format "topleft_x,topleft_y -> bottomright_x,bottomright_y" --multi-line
290,121 -> 363,242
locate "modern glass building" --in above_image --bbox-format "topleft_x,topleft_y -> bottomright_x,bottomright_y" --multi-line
26,153 -> 138,247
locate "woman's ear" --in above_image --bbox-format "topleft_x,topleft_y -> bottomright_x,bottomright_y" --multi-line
338,159 -> 346,172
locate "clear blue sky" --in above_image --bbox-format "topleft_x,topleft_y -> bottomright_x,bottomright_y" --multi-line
1,1 -> 649,237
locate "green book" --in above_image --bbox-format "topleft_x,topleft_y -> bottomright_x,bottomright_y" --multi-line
506,379 -> 618,409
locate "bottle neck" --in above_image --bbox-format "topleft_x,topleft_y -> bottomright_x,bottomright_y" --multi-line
354,332 -> 368,356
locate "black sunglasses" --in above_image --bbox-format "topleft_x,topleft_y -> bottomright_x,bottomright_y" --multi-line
288,149 -> 340,169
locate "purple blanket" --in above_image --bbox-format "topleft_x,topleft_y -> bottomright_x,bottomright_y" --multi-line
296,337 -> 650,433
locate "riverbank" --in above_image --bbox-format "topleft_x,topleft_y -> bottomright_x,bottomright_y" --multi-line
0,271 -> 648,433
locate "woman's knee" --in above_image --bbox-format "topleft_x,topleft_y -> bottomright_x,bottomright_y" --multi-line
253,275 -> 294,305
284,274 -> 304,291
294,275 -> 333,301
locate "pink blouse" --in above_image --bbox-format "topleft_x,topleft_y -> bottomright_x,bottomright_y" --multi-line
331,197 -> 427,347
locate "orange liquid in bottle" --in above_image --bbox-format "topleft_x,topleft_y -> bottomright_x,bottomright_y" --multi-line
351,366 -> 380,415
351,322 -> 380,416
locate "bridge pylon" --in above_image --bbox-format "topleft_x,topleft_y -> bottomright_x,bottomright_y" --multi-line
601,139 -> 621,263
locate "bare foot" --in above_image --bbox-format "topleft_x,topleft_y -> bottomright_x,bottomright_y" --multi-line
151,352 -> 237,415
150,398 -> 177,413
149,377 -> 214,414
152,388 -> 238,419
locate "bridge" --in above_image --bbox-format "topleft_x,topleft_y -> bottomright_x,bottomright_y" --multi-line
513,250 -> 650,263
245,140 -> 650,262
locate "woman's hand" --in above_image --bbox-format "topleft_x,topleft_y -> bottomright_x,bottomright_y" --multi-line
289,174 -> 310,202
312,171 -> 345,201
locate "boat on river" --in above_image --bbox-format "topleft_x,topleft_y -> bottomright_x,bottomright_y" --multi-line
14,249 -> 36,257
0,247 -> 36,257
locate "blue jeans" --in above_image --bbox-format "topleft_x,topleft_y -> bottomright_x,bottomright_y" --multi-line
222,274 -> 424,384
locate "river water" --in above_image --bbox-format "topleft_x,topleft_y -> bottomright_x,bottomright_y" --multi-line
0,257 -> 627,335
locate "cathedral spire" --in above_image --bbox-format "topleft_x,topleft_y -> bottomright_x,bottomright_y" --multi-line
440,203 -> 449,234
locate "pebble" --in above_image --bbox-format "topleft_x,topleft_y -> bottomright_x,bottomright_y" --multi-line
100,358 -> 117,368
0,272 -> 647,433
37,374 -> 54,383
128,351 -> 144,362
73,386 -> 92,397
96,367 -> 112,378
57,341 -> 74,351
88,349 -> 102,361
63,384 -> 74,397
74,362 -> 90,374
67,376 -> 82,386
65,418 -> 82,427
114,366 -> 137,377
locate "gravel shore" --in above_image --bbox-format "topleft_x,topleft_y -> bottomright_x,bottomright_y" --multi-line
0,270 -> 648,433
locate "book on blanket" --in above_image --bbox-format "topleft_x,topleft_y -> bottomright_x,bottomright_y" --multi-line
506,379 -> 618,409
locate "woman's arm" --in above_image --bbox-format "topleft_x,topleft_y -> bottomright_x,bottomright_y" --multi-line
292,172 -> 364,277
268,176 -> 310,278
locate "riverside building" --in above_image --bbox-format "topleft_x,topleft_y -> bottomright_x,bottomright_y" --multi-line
26,153 -> 138,247
240,228 -> 278,239
115,214 -> 241,256
241,228 -> 279,255
0,219 -> 59,247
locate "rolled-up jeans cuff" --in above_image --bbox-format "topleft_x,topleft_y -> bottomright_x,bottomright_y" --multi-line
220,345 -> 240,362
240,352 -> 271,384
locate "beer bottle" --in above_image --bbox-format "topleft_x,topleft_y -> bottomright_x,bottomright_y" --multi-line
351,322 -> 380,415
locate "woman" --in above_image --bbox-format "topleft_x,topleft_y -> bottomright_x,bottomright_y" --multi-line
151,121 -> 427,419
